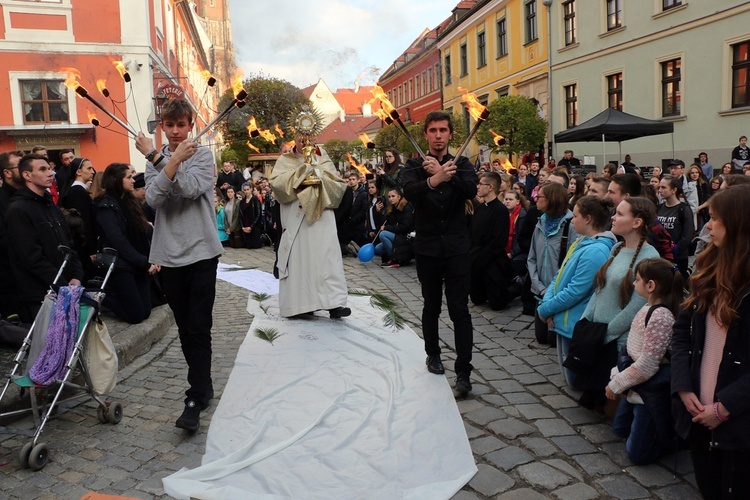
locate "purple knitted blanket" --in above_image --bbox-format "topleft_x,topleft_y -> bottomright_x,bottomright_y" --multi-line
29,286 -> 86,386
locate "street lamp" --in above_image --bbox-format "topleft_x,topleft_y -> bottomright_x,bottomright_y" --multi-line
542,0 -> 553,164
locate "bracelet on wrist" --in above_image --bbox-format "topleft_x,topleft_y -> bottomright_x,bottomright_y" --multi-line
145,149 -> 158,162
714,402 -> 729,422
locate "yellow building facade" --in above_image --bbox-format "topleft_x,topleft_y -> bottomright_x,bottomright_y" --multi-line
437,0 -> 549,162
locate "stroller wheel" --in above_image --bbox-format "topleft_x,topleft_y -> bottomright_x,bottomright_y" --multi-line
18,442 -> 33,469
109,402 -> 123,424
97,405 -> 110,424
28,443 -> 49,471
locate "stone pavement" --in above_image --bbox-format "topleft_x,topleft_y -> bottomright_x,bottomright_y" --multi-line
0,246 -> 701,499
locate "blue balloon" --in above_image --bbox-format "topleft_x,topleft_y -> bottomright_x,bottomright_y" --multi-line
358,243 -> 375,262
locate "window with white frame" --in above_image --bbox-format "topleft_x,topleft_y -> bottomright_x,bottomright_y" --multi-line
20,79 -> 69,124
477,31 -> 487,67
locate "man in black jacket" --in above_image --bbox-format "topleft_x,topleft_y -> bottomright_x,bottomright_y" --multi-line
5,154 -> 83,323
470,172 -> 511,310
216,161 -> 245,198
0,150 -> 24,318
335,171 -> 368,254
402,111 -> 478,397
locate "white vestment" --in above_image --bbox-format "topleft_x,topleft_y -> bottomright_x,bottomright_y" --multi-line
270,150 -> 348,317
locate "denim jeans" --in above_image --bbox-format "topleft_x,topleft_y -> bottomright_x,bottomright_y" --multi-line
374,230 -> 395,259
556,334 -> 578,390
612,398 -> 667,465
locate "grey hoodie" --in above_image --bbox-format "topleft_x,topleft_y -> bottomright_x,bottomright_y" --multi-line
145,145 -> 223,267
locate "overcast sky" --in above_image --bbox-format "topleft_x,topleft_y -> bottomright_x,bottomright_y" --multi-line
227,0 -> 461,91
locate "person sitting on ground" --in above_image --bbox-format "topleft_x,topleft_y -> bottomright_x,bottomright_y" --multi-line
93,163 -> 157,324
374,187 -> 414,268
470,172 -> 512,311
538,196 -> 616,389
365,179 -> 385,242
606,257 -> 682,466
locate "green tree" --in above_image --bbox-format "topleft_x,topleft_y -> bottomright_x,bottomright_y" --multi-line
323,138 -> 350,169
476,95 -> 547,161
373,111 -> 467,158
218,74 -> 308,159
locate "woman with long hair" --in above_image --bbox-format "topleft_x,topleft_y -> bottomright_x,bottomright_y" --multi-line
239,182 -> 263,249
93,163 -> 157,324
527,182 -> 578,346
657,175 -> 694,279
223,186 -> 243,248
568,174 -> 586,209
672,185 -> 750,498
688,164 -> 709,230
365,179 -> 385,241
376,148 -> 403,199
579,197 -> 660,410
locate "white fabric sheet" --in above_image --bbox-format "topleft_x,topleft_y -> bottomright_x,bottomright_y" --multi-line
163,291 -> 476,499
216,264 -> 280,295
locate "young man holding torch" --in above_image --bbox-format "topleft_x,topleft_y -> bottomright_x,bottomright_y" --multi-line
402,111 -> 478,397
135,99 -> 223,433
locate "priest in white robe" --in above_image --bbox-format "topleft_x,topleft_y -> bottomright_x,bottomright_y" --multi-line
269,143 -> 350,318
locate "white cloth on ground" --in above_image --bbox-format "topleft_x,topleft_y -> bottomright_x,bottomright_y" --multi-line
162,293 -> 477,500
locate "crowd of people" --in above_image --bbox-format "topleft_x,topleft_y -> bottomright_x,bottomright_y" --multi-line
1,106 -> 749,493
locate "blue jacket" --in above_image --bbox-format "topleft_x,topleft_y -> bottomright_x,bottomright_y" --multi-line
537,232 -> 616,339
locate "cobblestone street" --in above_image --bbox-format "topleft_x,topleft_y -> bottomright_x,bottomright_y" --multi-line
0,246 -> 701,499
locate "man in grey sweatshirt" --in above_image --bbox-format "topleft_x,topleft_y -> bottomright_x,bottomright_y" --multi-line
137,98 -> 223,433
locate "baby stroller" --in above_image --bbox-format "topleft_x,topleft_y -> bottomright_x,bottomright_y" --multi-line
0,246 -> 121,471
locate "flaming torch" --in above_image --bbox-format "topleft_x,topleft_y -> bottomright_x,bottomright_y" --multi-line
370,85 -> 427,160
193,70 -> 248,141
347,153 -> 370,176
258,129 -> 276,142
247,116 -> 260,138
274,124 -> 285,138
358,132 -> 375,149
113,60 -> 131,83
454,87 -> 491,160
490,129 -> 507,147
96,79 -> 109,98
63,68 -> 137,136
246,141 -> 260,153
87,110 -> 99,127
201,70 -> 217,87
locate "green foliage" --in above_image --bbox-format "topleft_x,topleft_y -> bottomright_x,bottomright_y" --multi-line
219,73 -> 308,161
323,139 -> 350,169
476,95 -> 547,160
254,327 -> 284,345
220,149 -> 240,165
373,123 -> 400,152
374,111 -> 467,158
347,289 -> 407,330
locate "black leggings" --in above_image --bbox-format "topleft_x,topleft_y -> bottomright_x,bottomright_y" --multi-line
689,424 -> 750,499
103,270 -> 152,324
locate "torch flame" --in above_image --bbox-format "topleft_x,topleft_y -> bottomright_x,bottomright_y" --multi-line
274,124 -> 285,138
113,60 -> 130,82
87,110 -> 99,125
246,116 -> 259,137
62,68 -> 81,90
284,140 -> 296,150
347,153 -> 370,176
374,108 -> 390,123
502,158 -> 513,173
96,79 -> 109,97
231,68 -> 244,98
358,132 -> 374,148
246,141 -> 260,153
458,87 -> 488,121
259,129 -> 276,142
370,85 -> 396,115
490,129 -> 506,147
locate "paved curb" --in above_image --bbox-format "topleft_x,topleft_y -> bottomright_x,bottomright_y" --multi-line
0,304 -> 174,417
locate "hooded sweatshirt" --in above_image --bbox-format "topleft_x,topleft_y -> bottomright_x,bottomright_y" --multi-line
538,232 -> 617,339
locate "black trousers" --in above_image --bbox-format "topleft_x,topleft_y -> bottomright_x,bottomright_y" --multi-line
689,424 -> 750,499
160,257 -> 218,407
416,254 -> 473,375
470,259 -> 512,311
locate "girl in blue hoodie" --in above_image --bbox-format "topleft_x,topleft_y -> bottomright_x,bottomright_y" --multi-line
538,196 -> 616,389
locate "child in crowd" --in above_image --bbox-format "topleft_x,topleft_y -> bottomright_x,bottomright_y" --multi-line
606,258 -> 682,465
215,193 -> 228,246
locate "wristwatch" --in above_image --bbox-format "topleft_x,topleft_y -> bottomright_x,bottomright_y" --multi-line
145,149 -> 158,162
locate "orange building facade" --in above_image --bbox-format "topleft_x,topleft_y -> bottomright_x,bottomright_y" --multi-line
0,0 -> 234,171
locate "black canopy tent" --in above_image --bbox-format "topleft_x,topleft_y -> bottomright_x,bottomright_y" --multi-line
554,108 -> 675,164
